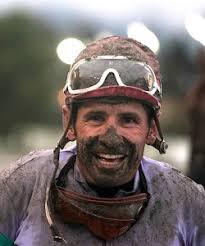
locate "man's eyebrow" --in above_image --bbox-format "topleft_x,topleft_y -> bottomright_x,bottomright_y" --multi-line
118,112 -> 141,121
83,110 -> 106,119
119,112 -> 139,117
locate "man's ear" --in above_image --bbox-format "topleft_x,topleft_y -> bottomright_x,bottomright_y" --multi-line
146,119 -> 158,145
62,105 -> 76,141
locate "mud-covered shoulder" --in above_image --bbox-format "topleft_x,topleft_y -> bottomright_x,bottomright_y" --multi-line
143,156 -> 205,209
163,162 -> 205,237
156,159 -> 204,195
0,149 -> 53,182
165,163 -> 205,210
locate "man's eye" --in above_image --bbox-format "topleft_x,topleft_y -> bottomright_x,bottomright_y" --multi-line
91,115 -> 104,121
121,116 -> 138,125
86,114 -> 105,123
124,117 -> 136,123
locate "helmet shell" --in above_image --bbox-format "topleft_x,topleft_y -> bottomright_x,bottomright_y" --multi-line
65,36 -> 162,110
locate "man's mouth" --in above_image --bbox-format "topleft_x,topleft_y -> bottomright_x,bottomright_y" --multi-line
93,153 -> 127,168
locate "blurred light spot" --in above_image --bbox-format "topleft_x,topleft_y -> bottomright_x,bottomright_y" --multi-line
127,22 -> 160,54
56,38 -> 86,64
185,13 -> 205,46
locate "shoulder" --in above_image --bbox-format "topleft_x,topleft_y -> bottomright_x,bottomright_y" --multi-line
142,156 -> 205,240
142,156 -> 205,205
0,149 -> 53,182
0,144 -> 77,184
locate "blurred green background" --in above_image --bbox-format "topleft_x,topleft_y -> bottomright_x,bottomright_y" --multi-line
0,1 -> 205,175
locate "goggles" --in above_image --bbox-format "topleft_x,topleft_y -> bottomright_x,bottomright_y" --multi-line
64,56 -> 161,97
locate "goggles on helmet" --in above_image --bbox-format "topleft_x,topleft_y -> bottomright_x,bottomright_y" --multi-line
64,56 -> 161,99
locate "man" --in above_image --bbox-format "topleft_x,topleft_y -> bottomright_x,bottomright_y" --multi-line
0,36 -> 205,245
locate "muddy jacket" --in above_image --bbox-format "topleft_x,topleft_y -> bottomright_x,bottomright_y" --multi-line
0,146 -> 205,246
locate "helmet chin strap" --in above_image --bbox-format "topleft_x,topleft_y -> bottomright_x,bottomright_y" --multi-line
152,112 -> 168,154
47,123 -> 70,244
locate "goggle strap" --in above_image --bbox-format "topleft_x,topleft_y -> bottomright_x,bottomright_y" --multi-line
153,113 -> 168,154
50,224 -> 68,244
153,113 -> 163,140
45,125 -> 72,244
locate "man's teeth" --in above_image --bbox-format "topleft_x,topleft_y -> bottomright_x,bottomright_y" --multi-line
97,153 -> 125,160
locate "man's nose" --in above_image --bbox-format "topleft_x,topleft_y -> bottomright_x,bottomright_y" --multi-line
105,115 -> 118,130
99,126 -> 124,146
103,115 -> 122,137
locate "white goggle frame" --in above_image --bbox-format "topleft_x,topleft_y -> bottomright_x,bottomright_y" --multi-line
64,56 -> 161,96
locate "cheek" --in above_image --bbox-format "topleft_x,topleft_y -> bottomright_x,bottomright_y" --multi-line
75,130 -> 96,142
120,128 -> 149,145
75,125 -> 106,139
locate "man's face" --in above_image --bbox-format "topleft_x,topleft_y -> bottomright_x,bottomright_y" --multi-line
72,100 -> 152,188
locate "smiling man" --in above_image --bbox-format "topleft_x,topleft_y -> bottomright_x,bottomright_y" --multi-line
74,100 -> 150,188
0,36 -> 205,245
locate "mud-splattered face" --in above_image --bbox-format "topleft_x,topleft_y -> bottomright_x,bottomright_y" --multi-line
74,101 -> 151,188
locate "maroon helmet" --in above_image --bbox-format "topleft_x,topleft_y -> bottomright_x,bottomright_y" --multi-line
63,36 -> 167,154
